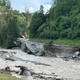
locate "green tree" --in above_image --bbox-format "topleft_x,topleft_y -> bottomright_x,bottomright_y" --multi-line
39,5 -> 44,14
6,0 -> 11,9
2,0 -> 6,6
0,22 -> 8,46
6,15 -> 19,48
0,0 -> 2,5
29,5 -> 45,38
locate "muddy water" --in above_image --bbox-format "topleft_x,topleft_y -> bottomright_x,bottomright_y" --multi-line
0,49 -> 80,80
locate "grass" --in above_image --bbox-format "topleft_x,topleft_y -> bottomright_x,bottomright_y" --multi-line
29,38 -> 53,43
12,47 -> 21,49
29,38 -> 80,46
0,73 -> 23,80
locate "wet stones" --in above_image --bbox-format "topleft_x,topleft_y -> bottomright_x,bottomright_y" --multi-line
10,51 -> 16,54
0,66 -> 11,75
0,51 -> 17,61
35,49 -> 57,57
45,51 -> 57,57
62,51 -> 80,61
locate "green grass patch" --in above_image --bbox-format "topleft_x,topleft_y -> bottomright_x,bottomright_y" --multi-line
29,38 -> 53,43
12,47 -> 21,49
53,39 -> 80,46
29,38 -> 80,46
0,73 -> 23,80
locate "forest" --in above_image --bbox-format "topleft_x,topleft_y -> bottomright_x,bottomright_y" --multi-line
0,0 -> 80,48
29,0 -> 80,40
0,0 -> 32,48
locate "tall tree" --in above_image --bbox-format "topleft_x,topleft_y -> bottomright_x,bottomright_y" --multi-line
6,0 -> 11,9
2,0 -> 6,6
39,5 -> 44,14
0,0 -> 2,5
6,15 -> 19,48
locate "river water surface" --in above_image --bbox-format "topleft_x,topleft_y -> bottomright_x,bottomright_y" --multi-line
0,49 -> 80,80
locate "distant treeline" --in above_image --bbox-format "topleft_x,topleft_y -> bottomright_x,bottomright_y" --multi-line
29,0 -> 80,39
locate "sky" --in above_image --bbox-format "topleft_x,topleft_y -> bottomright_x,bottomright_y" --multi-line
10,0 -> 52,13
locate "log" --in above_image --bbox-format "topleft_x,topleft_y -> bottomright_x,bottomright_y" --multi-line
5,58 -> 15,61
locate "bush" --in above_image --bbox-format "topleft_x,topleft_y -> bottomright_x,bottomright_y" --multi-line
44,40 -> 53,47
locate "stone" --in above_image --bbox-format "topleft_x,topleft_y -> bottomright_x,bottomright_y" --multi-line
23,70 -> 31,76
35,50 -> 45,56
56,77 -> 63,80
66,79 -> 70,80
73,51 -> 80,58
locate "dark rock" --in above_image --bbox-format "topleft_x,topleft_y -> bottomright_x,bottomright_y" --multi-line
63,58 -> 69,61
56,77 -> 63,80
5,66 -> 10,71
45,51 -> 57,57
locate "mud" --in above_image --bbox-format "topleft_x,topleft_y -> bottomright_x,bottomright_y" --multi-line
44,45 -> 80,56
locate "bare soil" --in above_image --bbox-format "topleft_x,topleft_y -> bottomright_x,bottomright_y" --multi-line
44,45 -> 80,56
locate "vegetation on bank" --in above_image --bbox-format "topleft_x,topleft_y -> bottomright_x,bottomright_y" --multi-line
0,0 -> 32,48
30,38 -> 80,46
0,73 -> 23,80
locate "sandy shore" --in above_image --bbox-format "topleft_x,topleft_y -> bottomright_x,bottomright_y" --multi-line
0,49 -> 80,80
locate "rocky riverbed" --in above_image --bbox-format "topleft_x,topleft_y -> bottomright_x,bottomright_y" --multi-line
0,48 -> 80,80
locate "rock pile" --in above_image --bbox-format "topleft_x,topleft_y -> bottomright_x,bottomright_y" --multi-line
62,51 -> 80,61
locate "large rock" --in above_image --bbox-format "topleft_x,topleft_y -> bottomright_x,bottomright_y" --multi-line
35,50 -> 46,56
56,77 -> 63,80
23,70 -> 31,76
73,51 -> 80,58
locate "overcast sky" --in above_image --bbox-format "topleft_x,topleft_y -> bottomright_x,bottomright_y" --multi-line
10,0 -> 52,13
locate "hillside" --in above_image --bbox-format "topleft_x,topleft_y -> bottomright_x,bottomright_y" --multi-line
29,0 -> 80,40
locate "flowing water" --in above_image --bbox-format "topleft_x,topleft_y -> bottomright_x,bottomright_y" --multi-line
0,49 -> 80,80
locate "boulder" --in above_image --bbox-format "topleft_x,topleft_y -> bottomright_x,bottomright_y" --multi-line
56,77 -> 63,80
73,51 -> 80,58
35,50 -> 45,56
23,70 -> 31,76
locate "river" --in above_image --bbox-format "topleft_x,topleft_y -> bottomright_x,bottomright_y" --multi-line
0,48 -> 80,80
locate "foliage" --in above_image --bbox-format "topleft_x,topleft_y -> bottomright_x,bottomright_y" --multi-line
29,11 -> 45,38
29,5 -> 46,38
0,0 -> 32,48
29,0 -> 80,40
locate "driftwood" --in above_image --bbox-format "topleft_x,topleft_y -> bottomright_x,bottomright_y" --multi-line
0,66 -> 19,75
5,66 -> 19,73
5,58 -> 15,61
15,66 -> 38,75
15,66 -> 47,79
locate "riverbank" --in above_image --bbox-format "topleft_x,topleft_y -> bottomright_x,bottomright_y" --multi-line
0,73 -> 23,80
29,38 -> 80,46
